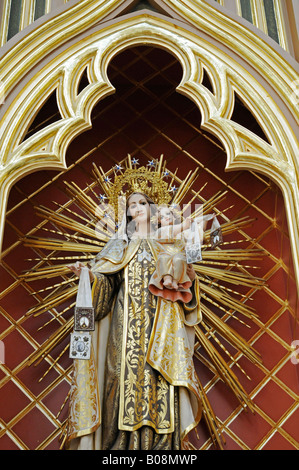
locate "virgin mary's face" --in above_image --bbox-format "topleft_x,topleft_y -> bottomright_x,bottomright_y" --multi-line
127,194 -> 150,223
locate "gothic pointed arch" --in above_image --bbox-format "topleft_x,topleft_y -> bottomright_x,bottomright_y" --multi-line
0,0 -> 298,290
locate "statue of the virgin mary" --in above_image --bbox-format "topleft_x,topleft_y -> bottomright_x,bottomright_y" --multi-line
67,172 -> 203,450
23,155 -> 264,450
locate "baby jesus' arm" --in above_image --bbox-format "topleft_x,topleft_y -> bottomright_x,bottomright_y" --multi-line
156,218 -> 192,240
195,213 -> 216,242
172,217 -> 192,237
180,214 -> 216,244
175,216 -> 209,243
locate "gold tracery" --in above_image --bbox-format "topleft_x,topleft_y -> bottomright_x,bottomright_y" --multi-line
0,4 -> 298,292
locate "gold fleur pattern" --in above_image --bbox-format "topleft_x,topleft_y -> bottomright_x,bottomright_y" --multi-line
147,296 -> 200,392
119,240 -> 173,433
67,350 -> 100,441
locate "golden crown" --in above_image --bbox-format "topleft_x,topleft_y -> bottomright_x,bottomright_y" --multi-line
92,154 -> 199,221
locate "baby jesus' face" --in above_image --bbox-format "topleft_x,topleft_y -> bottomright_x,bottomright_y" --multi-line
159,207 -> 174,227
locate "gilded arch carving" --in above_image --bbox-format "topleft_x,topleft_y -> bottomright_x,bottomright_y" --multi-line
0,2 -> 298,292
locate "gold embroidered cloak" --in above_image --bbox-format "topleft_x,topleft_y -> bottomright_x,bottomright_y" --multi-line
67,237 -> 202,450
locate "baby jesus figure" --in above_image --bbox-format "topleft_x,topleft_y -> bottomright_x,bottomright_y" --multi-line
149,205 -> 212,303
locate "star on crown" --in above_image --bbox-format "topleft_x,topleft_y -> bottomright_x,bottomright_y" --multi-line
93,154 -> 199,223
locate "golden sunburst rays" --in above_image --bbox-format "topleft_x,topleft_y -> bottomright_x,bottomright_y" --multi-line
21,154 -> 266,448
196,377 -> 226,450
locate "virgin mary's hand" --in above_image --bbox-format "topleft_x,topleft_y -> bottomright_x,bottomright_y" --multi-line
68,261 -> 95,282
